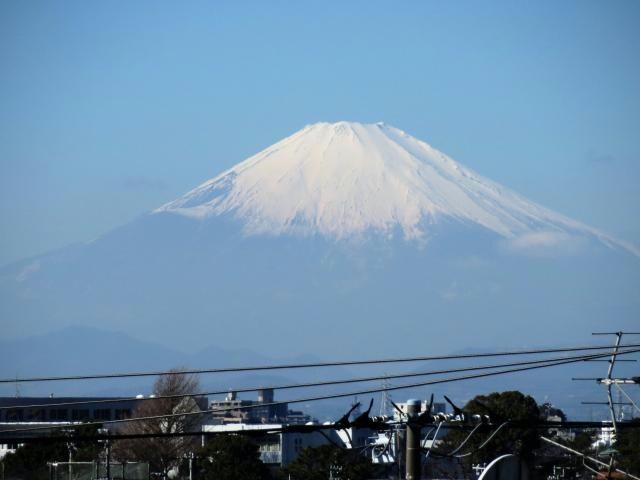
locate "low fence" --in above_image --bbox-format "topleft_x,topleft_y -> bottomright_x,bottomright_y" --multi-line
46,461 -> 149,480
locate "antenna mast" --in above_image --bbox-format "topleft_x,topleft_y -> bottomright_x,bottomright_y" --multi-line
379,376 -> 392,417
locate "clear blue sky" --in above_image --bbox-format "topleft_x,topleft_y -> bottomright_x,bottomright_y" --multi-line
1,1 -> 639,266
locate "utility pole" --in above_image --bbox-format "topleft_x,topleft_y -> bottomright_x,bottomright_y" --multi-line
67,441 -> 74,480
405,399 -> 421,480
64,429 -> 76,480
98,428 -> 111,480
106,430 -> 111,480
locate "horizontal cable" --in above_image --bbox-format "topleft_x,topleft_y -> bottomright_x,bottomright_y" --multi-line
2,347 -> 639,436
3,347 -> 639,411
541,436 -> 640,480
3,419 -> 640,446
2,343 -> 637,384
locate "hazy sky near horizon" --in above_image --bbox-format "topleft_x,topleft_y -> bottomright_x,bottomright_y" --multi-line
1,1 -> 639,266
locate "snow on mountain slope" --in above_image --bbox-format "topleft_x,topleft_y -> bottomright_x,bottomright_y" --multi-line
155,121 -> 637,255
3,122 -> 639,355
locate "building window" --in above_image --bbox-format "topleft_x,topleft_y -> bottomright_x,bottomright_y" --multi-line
49,409 -> 68,421
115,409 -> 132,420
259,439 -> 280,452
26,408 -> 45,421
93,409 -> 111,421
5,409 -> 23,421
71,409 -> 90,421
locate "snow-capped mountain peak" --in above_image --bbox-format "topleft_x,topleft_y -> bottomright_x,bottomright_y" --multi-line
155,121 -> 637,255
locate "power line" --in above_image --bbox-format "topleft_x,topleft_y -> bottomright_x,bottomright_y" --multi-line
541,436 -> 640,480
3,347 -> 639,436
2,419 -> 639,446
452,422 -> 511,458
0,424 -> 356,444
4,347 -> 639,412
440,423 -> 483,456
2,343 -> 637,384
424,421 -> 512,459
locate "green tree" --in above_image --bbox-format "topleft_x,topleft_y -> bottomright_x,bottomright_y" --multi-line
442,391 -> 540,464
616,418 -> 640,475
1,440 -> 67,480
196,435 -> 269,480
1,424 -> 103,480
284,444 -> 376,480
568,430 -> 594,453
539,402 -> 567,422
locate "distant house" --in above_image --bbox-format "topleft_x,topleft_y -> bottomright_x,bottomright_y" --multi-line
208,388 -> 289,424
201,422 -> 336,466
0,396 -> 144,458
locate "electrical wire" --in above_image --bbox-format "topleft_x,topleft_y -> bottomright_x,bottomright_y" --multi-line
2,343 -> 638,384
3,347 -> 638,411
420,426 -> 437,447
3,347 -> 639,436
614,383 -> 640,415
3,349 -> 635,435
371,431 -> 394,459
443,422 -> 483,456
422,421 -> 443,463
2,420 -> 638,446
541,436 -> 640,480
453,421 -> 511,458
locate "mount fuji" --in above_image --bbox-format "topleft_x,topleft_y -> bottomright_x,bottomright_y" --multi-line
157,122 -> 635,254
2,122 -> 638,358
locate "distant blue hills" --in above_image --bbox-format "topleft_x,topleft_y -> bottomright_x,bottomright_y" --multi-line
2,211 -> 638,359
1,122 -> 638,421
1,325 -> 635,421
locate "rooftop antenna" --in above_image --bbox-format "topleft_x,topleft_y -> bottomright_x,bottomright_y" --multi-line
573,331 -> 640,477
583,332 -> 639,434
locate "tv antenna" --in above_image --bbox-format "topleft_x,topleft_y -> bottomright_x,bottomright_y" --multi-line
573,331 -> 640,476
